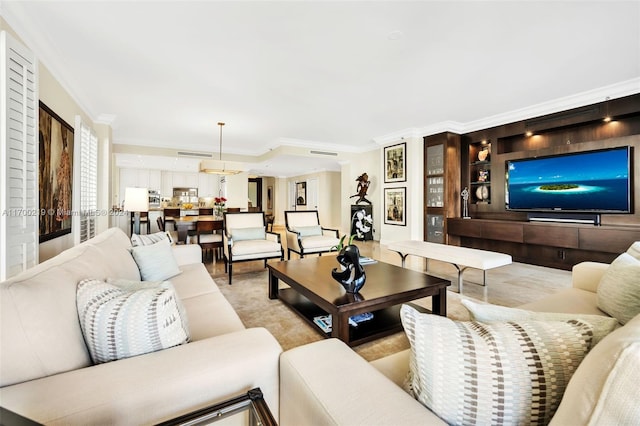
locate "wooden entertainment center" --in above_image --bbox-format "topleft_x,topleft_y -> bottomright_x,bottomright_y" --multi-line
424,93 -> 640,270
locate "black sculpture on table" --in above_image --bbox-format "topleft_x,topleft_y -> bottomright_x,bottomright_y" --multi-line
331,244 -> 366,293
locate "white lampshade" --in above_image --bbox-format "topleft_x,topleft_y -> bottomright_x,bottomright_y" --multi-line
123,187 -> 149,212
199,159 -> 245,175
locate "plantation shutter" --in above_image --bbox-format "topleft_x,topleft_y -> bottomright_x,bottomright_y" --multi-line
75,117 -> 98,243
0,31 -> 39,280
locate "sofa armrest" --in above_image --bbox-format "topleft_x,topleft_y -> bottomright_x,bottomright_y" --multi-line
0,328 -> 282,425
172,243 -> 202,265
572,261 -> 609,293
279,339 -> 445,426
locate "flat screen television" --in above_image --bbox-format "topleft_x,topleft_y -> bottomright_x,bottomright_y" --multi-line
505,146 -> 633,213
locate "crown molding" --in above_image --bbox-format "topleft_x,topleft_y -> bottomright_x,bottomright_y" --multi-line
373,78 -> 640,143
461,78 -> 640,134
1,3 -> 102,124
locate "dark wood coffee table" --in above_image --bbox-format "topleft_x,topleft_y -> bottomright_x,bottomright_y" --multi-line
268,256 -> 449,346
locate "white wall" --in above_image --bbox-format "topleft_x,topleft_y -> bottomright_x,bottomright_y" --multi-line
283,171 -> 342,230
223,172 -> 249,209
379,136 -> 424,245
38,66 -> 113,260
340,150 -> 381,239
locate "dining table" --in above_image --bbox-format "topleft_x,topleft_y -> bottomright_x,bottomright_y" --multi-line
170,215 -> 223,243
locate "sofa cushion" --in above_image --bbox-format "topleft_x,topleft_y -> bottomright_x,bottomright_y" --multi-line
461,299 -> 619,346
131,231 -> 174,246
230,240 -> 281,257
294,225 -> 322,237
299,235 -> 340,250
401,304 -> 594,426
550,313 -> 640,425
77,278 -> 190,364
128,238 -> 182,281
597,253 -> 640,325
230,227 -> 266,241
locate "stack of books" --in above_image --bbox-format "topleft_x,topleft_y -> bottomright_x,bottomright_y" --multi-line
313,312 -> 374,333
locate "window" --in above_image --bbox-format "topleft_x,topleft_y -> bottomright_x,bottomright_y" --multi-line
0,32 -> 39,280
76,118 -> 98,243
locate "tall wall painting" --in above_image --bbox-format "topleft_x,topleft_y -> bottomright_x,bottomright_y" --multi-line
39,101 -> 74,242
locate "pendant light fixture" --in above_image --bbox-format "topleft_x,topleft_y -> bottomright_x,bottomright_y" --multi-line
199,122 -> 245,175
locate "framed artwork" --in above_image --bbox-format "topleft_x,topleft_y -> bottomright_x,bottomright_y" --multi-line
267,185 -> 273,209
296,182 -> 307,206
39,101 -> 74,243
384,142 -> 406,183
384,187 -> 406,226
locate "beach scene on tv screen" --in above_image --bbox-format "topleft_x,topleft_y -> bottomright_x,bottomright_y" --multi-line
507,149 -> 630,211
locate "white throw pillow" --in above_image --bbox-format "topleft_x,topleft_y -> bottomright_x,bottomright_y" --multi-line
461,299 -> 619,346
230,227 -> 266,241
294,225 -> 323,237
626,241 -> 640,260
401,304 -> 594,426
131,231 -> 174,247
76,278 -> 190,364
597,253 -> 640,325
128,238 -> 181,281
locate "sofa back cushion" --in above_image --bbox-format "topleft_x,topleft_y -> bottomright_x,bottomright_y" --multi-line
550,313 -> 640,425
597,253 -> 640,325
0,228 -> 140,386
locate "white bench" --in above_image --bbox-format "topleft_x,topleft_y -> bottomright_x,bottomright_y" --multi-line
386,240 -> 512,293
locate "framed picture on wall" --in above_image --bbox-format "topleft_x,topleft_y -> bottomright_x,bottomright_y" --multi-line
296,182 -> 307,206
384,187 -> 406,226
384,142 -> 406,183
267,185 -> 273,209
39,101 -> 74,242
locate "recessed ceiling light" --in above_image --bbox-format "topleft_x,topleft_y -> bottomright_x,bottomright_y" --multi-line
387,30 -> 404,40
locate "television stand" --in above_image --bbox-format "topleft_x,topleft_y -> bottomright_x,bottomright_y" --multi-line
526,212 -> 601,226
447,218 -> 640,270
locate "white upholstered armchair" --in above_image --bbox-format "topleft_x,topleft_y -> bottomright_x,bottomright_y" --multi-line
223,212 -> 284,284
285,210 -> 340,260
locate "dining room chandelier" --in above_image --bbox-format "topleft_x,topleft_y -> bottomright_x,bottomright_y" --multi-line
199,122 -> 245,175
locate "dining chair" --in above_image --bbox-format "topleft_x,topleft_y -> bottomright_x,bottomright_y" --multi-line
130,211 -> 150,235
156,216 -> 178,243
163,208 -> 180,231
199,207 -> 213,215
191,220 -> 223,262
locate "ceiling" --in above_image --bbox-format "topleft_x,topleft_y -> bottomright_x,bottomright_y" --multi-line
2,1 -> 639,177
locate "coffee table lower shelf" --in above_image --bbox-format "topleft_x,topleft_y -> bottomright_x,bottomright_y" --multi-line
278,288 -> 409,346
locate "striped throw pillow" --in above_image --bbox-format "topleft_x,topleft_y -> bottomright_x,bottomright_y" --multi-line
131,231 -> 174,247
401,304 -> 594,426
77,278 -> 190,364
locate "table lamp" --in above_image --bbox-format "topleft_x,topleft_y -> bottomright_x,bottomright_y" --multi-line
124,187 -> 149,235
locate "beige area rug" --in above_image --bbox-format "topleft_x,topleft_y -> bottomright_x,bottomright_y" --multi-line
214,270 -> 474,361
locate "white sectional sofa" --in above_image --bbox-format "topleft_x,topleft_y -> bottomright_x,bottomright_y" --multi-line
280,257 -> 640,425
0,228 -> 282,425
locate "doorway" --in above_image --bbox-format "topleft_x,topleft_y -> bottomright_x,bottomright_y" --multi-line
248,177 -> 262,211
